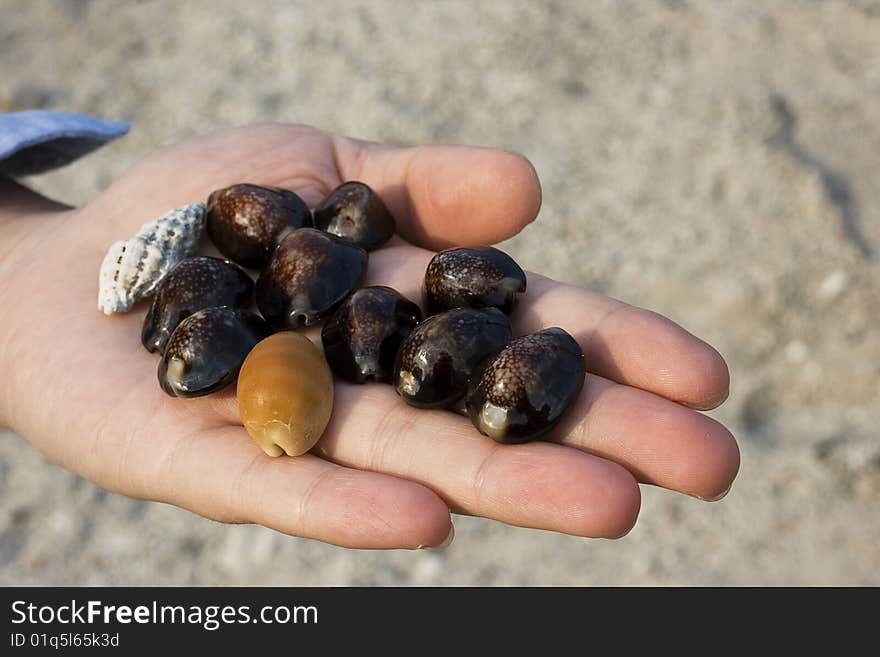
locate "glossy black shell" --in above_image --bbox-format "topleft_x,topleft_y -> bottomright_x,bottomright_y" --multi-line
142,256 -> 254,354
393,307 -> 512,409
321,286 -> 422,384
466,327 -> 585,444
206,184 -> 311,268
255,228 -> 368,329
313,181 -> 395,251
158,307 -> 272,398
423,246 -> 527,316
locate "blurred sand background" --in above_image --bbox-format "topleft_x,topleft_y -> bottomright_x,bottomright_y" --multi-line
1,0 -> 878,585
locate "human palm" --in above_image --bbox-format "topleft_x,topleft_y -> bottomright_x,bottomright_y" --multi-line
0,124 -> 738,549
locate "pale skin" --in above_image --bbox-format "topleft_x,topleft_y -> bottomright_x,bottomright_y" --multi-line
0,124 -> 739,549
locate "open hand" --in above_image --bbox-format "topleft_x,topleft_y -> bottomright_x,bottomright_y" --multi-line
0,124 -> 739,549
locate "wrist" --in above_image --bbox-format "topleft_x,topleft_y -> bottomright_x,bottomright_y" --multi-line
0,178 -> 71,429
0,177 -> 71,263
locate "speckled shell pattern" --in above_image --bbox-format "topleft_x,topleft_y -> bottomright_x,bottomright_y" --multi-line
393,307 -> 512,409
96,182 -> 581,451
159,306 -> 272,398
321,286 -> 423,384
97,201 -> 206,315
206,184 -> 311,268
141,256 -> 254,354
466,327 -> 585,444
424,246 -> 527,316
256,227 -> 368,329
313,181 -> 396,251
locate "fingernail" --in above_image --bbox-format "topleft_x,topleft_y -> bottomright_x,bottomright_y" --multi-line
696,483 -> 733,502
610,523 -> 636,540
693,387 -> 730,411
420,524 -> 455,550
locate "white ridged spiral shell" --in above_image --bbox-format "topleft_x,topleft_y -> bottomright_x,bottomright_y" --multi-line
97,202 -> 206,315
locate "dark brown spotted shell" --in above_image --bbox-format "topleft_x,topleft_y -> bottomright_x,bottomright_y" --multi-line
424,246 -> 527,316
321,286 -> 422,384
158,307 -> 272,398
206,184 -> 311,268
141,256 -> 253,354
466,328 -> 585,444
393,307 -> 512,409
313,181 -> 395,251
255,227 -> 368,329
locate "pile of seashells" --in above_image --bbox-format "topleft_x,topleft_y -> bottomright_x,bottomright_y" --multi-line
98,182 -> 585,457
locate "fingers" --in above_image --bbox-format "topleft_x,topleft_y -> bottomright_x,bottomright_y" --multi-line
153,425 -> 453,550
208,241 -> 737,517
85,124 -> 541,252
362,244 -> 730,410
332,136 -> 542,249
209,383 -> 641,539
552,374 -> 740,501
316,369 -> 735,526
318,384 -> 641,539
338,246 -> 735,504
516,275 -> 731,411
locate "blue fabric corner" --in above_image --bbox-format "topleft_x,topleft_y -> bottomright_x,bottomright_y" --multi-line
0,110 -> 130,177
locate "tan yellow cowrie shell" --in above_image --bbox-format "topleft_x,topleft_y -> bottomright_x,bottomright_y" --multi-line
237,332 -> 334,457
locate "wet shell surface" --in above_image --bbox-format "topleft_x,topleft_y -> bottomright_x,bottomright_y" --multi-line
158,306 -> 272,398
424,246 -> 527,316
313,181 -> 396,251
321,286 -> 423,384
237,332 -> 334,457
393,307 -> 512,409
206,184 -> 311,268
141,256 -> 254,354
98,202 -> 206,315
256,227 -> 368,329
466,328 -> 585,444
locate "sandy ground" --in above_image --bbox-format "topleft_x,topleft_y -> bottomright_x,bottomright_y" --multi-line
1,0 -> 878,585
